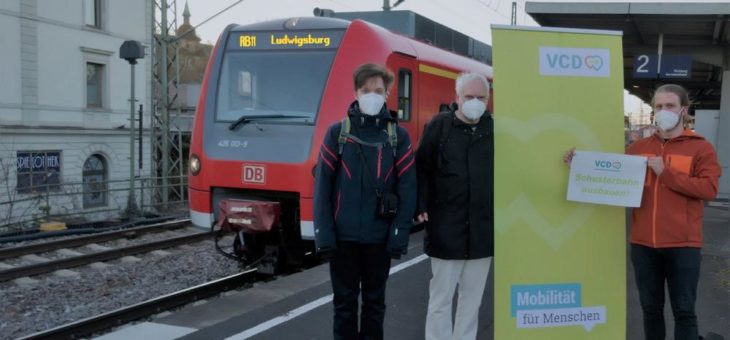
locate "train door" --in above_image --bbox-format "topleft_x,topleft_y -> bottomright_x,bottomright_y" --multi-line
413,63 -> 460,141
387,53 -> 419,143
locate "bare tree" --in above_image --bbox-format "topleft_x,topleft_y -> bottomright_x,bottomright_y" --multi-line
0,156 -> 42,231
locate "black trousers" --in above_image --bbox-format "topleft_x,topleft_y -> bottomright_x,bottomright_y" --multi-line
631,244 -> 702,340
330,241 -> 391,340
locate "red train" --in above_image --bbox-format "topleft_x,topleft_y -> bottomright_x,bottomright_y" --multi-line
188,15 -> 492,269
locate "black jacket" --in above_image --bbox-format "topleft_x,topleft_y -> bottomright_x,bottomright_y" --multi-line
314,101 -> 417,255
416,107 -> 494,259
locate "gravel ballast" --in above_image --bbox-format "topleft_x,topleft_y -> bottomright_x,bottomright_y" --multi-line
0,238 -> 241,339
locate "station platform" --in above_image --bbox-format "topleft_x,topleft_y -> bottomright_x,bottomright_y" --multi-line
98,206 -> 729,340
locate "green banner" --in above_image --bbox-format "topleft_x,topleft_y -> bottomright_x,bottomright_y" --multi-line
492,26 -> 626,339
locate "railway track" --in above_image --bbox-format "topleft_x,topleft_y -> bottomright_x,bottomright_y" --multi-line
17,269 -> 258,340
0,219 -> 216,283
0,219 -> 191,260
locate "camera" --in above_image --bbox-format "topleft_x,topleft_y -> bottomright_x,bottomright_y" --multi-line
377,191 -> 399,219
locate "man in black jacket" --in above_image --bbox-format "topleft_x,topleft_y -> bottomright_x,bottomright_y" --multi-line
416,72 -> 493,340
313,63 -> 417,340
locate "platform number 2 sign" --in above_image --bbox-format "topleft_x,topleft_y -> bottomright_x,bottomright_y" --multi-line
633,54 -> 658,78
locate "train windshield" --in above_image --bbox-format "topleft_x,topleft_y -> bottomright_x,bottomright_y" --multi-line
215,49 -> 336,123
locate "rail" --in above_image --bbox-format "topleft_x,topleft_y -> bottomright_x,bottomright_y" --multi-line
0,219 -> 190,260
17,269 -> 257,340
0,230 -> 211,282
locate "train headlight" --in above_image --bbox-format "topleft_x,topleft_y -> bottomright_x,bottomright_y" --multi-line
189,154 -> 201,176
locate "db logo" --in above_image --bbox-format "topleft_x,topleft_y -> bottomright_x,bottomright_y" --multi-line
242,164 -> 266,184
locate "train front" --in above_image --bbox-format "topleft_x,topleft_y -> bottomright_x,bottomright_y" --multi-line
188,17 -> 352,271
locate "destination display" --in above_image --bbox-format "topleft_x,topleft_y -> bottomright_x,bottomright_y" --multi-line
228,30 -> 345,50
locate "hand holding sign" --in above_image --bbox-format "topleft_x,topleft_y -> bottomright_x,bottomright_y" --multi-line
647,156 -> 665,175
563,147 -> 576,167
566,150 -> 647,207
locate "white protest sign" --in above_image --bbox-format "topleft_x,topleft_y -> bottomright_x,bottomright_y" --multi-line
567,151 -> 647,207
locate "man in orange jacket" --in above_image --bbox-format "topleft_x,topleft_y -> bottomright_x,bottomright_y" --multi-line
566,84 -> 721,340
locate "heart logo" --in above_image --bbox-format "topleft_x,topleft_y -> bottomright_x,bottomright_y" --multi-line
496,114 -> 603,249
584,56 -> 603,71
612,161 -> 622,170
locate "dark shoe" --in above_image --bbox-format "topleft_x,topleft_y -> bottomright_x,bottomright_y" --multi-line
703,332 -> 724,340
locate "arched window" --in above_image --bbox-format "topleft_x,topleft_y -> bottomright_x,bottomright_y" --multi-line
83,154 -> 107,208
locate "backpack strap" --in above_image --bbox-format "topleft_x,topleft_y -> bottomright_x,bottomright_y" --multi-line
337,117 -> 351,155
339,117 -> 398,157
386,121 -> 398,157
434,112 -> 454,170
438,112 -> 454,152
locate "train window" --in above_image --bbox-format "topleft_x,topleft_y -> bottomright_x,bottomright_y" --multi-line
216,50 -> 336,123
397,69 -> 412,121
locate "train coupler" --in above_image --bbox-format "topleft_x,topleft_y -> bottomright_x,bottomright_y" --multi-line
213,199 -> 284,273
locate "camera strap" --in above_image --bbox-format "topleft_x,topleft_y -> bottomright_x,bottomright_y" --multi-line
354,141 -> 384,197
345,123 -> 387,198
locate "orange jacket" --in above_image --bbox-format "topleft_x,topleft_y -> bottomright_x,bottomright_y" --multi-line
626,129 -> 721,248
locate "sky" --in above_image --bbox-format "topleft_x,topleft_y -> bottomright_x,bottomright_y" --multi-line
175,0 -> 728,115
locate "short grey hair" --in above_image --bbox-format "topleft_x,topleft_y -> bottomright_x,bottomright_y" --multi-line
455,72 -> 490,97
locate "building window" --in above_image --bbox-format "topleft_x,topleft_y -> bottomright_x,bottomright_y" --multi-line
16,151 -> 62,194
397,69 -> 412,121
83,154 -> 107,208
86,62 -> 104,108
84,0 -> 101,28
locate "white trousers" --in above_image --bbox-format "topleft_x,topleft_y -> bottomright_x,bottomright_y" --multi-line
425,256 -> 492,340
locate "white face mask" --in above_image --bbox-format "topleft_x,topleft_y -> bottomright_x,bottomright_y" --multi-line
655,109 -> 681,131
461,98 -> 486,120
357,93 -> 385,116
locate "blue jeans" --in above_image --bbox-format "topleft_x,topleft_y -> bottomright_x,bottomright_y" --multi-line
631,244 -> 702,340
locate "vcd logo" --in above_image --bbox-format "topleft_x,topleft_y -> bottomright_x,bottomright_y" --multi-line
539,47 -> 610,77
594,160 -> 622,171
